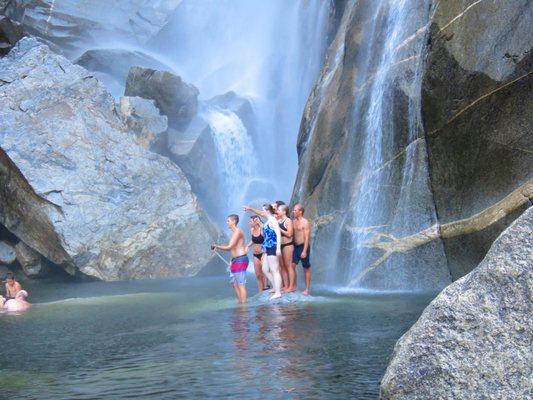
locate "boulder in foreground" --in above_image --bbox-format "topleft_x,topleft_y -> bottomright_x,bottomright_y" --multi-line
380,206 -> 533,399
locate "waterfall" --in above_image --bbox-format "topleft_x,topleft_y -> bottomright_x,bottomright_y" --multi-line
336,0 -> 447,290
293,0 -> 450,290
203,107 -> 257,212
153,0 -> 330,217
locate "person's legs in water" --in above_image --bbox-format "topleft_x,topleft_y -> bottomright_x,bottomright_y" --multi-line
261,253 -> 274,290
302,266 -> 311,296
230,271 -> 247,303
253,254 -> 265,291
279,254 -> 290,292
282,244 -> 296,292
267,255 -> 282,300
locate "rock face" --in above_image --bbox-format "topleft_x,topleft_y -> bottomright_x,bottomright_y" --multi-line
422,0 -> 533,280
291,0 -> 450,290
0,38 -> 220,281
15,241 -> 48,277
74,48 -> 172,98
125,66 -> 199,131
119,96 -> 168,152
380,206 -> 533,399
1,0 -> 182,56
0,16 -> 24,55
292,0 -> 533,288
0,240 -> 16,264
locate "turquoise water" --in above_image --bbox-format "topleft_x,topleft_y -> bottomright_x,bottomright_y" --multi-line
0,276 -> 433,399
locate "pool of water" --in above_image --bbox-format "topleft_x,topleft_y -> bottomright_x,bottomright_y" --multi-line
0,275 -> 434,399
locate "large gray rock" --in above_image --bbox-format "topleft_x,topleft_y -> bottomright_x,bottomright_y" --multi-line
125,66 -> 199,131
380,206 -> 533,399
15,241 -> 49,277
119,96 -> 168,152
422,0 -> 533,279
0,240 -> 16,264
1,0 -> 182,56
0,38 -> 221,280
74,48 -> 172,98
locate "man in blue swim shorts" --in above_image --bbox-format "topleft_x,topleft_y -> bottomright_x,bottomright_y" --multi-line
292,204 -> 312,295
212,214 -> 249,304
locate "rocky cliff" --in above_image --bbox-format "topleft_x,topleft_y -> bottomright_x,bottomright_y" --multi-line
292,0 -> 533,288
0,38 -> 221,280
380,205 -> 532,399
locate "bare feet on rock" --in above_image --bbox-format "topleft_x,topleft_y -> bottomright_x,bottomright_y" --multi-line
302,289 -> 309,296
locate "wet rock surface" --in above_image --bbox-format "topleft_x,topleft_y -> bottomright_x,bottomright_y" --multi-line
0,15 -> 24,56
15,241 -> 48,278
0,38 -> 220,281
422,0 -> 533,279
0,240 -> 16,264
380,206 -> 533,399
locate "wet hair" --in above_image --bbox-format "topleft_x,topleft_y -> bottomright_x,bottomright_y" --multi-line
227,214 -> 239,225
6,272 -> 13,280
275,200 -> 286,207
262,203 -> 276,215
294,204 -> 305,215
279,204 -> 289,216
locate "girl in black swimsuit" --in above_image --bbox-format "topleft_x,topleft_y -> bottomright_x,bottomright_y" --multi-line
278,204 -> 296,292
246,216 -> 268,291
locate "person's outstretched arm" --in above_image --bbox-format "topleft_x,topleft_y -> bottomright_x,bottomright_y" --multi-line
243,206 -> 266,217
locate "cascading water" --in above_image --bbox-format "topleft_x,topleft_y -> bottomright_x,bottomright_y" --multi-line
153,0 -> 330,218
203,107 -> 257,212
293,0 -> 450,291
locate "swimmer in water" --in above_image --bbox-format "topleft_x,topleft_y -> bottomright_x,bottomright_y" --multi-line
4,272 -> 21,300
3,290 -> 30,312
212,214 -> 249,304
244,204 -> 282,300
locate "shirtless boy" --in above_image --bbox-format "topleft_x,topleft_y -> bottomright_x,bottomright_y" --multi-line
4,272 -> 21,300
292,204 -> 312,295
212,214 -> 249,304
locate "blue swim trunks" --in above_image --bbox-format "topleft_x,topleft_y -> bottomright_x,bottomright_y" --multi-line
230,270 -> 247,286
292,244 -> 311,268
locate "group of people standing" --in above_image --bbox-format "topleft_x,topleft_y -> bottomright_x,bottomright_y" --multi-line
212,202 -> 312,303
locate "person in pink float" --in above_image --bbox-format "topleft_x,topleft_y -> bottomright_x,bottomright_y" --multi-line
2,290 -> 31,312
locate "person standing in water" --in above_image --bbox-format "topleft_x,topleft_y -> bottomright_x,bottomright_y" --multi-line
292,204 -> 312,295
245,215 -> 268,291
4,272 -> 21,300
278,204 -> 296,292
243,204 -> 282,300
212,214 -> 249,304
273,201 -> 290,290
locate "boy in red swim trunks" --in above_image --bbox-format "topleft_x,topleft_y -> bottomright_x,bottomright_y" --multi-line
212,214 -> 249,304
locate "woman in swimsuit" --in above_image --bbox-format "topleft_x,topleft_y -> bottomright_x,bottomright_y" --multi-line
277,204 -> 296,292
245,215 -> 268,291
243,204 -> 282,300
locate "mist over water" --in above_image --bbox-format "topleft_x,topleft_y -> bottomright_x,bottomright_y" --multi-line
153,0 -> 330,217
